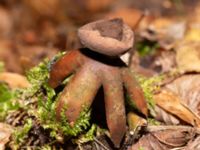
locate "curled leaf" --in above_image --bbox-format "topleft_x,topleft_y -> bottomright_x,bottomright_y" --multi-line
154,90 -> 200,127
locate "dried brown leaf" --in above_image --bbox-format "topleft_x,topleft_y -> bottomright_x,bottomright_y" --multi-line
176,42 -> 200,73
154,50 -> 176,73
0,123 -> 13,150
128,133 -> 168,150
184,136 -> 200,150
154,90 -> 200,127
154,105 -> 180,125
0,40 -> 22,73
129,125 -> 198,150
0,72 -> 30,89
0,7 -> 13,38
17,45 -> 58,71
85,0 -> 114,12
23,0 -> 61,17
166,74 -> 200,117
176,3 -> 200,73
105,8 -> 145,29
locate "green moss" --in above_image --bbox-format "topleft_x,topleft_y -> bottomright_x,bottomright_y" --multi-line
0,83 -> 20,121
0,83 -> 12,102
147,118 -> 160,125
39,104 -> 91,141
73,124 -> 97,145
136,40 -> 159,57
138,147 -> 145,150
60,105 -> 91,137
25,51 -> 65,97
13,118 -> 33,144
25,59 -> 50,97
136,75 -> 163,110
35,84 -> 91,140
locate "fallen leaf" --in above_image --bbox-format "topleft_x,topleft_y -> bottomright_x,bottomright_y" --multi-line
129,125 -> 199,150
176,42 -> 200,73
154,90 -> 200,127
23,0 -> 61,17
17,45 -> 58,71
154,50 -> 176,73
0,7 -> 13,38
0,72 -> 30,89
175,4 -> 200,73
165,74 -> 200,116
184,136 -> 200,150
0,123 -> 13,150
154,105 -> 180,125
128,133 -> 168,150
105,8 -> 152,30
85,0 -> 114,12
0,40 -> 22,73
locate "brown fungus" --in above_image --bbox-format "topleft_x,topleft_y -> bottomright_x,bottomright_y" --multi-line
48,18 -> 147,148
78,18 -> 134,56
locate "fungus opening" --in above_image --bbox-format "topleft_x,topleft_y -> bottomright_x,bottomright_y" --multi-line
95,18 -> 123,41
78,18 -> 134,56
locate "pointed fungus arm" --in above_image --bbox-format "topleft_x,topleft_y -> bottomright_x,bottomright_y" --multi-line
102,68 -> 126,148
48,50 -> 85,88
55,63 -> 101,124
122,68 -> 148,116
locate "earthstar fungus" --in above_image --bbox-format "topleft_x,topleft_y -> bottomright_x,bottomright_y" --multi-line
48,18 -> 147,148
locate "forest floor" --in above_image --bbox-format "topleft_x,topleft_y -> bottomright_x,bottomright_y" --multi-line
1,0 -> 200,149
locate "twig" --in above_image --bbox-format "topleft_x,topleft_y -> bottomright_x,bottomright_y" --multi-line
94,137 -> 110,150
121,123 -> 146,150
133,10 -> 149,30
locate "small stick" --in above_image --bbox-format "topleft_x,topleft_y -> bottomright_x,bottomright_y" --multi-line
94,137 -> 110,150
133,10 -> 149,30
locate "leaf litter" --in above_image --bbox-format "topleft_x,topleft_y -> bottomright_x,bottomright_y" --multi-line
1,0 -> 200,149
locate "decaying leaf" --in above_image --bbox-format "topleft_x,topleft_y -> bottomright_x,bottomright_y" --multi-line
0,123 -> 13,150
85,0 -> 114,12
105,8 -> 149,29
140,17 -> 186,50
0,7 -> 13,38
17,45 -> 58,71
165,74 -> 200,116
149,18 -> 185,40
129,125 -> 199,150
154,105 -> 180,125
184,135 -> 200,150
0,40 -> 21,73
23,0 -> 61,17
129,132 -> 168,150
154,89 -> 200,127
176,4 -> 200,73
154,50 -> 176,73
0,72 -> 30,89
176,42 -> 200,73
